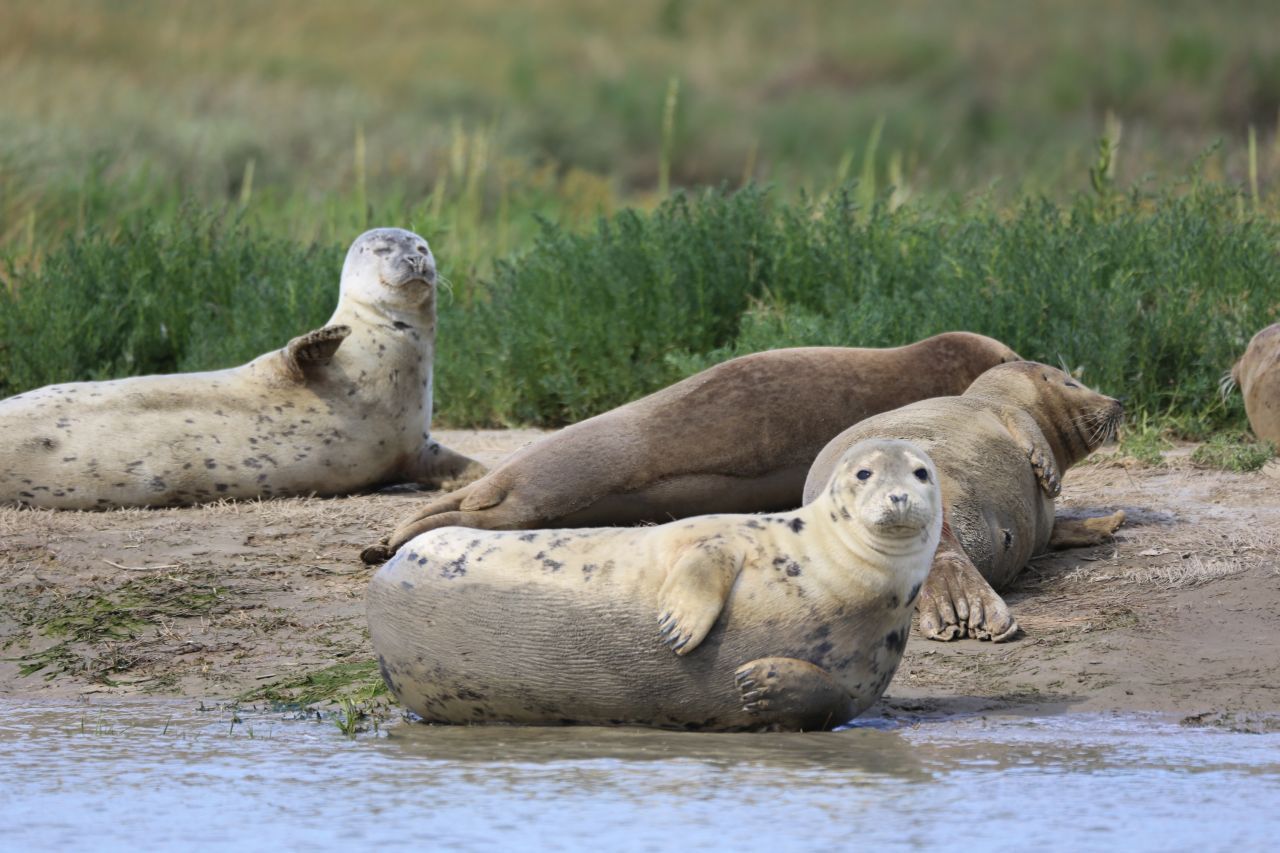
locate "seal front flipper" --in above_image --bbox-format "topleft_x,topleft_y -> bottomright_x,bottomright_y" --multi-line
656,545 -> 743,656
1048,509 -> 1125,549
917,525 -> 1019,643
1001,410 -> 1061,498
734,657 -> 856,731
280,324 -> 352,382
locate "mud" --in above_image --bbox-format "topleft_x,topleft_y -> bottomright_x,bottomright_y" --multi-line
2,431 -> 1278,723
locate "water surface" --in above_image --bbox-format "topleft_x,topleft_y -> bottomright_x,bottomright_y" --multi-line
2,700 -> 1277,850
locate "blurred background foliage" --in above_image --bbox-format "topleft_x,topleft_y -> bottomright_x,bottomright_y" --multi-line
1,0 -> 1278,432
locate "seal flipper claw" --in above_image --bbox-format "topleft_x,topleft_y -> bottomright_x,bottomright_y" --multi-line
917,527 -> 1019,643
734,657 -> 856,730
655,545 -> 743,656
281,324 -> 352,381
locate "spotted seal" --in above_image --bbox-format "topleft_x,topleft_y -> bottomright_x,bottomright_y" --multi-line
363,331 -> 1017,562
803,362 -> 1124,643
367,438 -> 942,731
0,228 -> 485,509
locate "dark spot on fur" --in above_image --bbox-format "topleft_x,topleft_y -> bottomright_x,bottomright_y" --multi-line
1002,529 -> 1013,549
883,626 -> 908,654
785,562 -> 802,577
744,519 -> 764,530
582,563 -> 597,579
518,533 -> 537,542
215,483 -> 229,493
907,582 -> 922,605
439,555 -> 468,579
400,580 -> 414,590
204,459 -> 217,470
148,476 -> 167,492
788,518 -> 805,533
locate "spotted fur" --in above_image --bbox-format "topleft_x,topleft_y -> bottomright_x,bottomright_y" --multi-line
0,228 -> 484,509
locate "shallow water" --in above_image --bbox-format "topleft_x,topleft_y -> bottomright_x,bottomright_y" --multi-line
2,700 -> 1278,851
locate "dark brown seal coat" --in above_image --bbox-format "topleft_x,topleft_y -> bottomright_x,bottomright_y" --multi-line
364,331 -> 1017,561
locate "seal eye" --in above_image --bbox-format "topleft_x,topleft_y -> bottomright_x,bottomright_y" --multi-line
373,245 -> 393,255
1064,381 -> 1079,389
913,467 -> 929,482
856,469 -> 872,481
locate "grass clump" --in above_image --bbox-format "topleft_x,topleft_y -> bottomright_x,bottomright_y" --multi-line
1191,434 -> 1276,471
240,659 -> 388,708
3,178 -> 1277,437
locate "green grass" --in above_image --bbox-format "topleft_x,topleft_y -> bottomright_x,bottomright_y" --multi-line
239,659 -> 388,707
3,0 -> 1280,258
3,176 -> 1275,435
1191,433 -> 1276,471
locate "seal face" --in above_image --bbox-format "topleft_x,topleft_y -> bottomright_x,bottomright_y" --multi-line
0,227 -> 485,509
366,438 -> 942,732
363,331 -> 1017,561
802,361 -> 1124,642
1228,323 -> 1280,445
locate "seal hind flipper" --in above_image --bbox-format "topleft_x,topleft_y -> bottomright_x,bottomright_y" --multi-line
1048,509 -> 1125,549
734,657 -> 857,731
281,324 -> 352,381
459,480 -> 506,512
373,480 -> 513,562
656,545 -> 743,656
408,440 -> 487,492
917,525 -> 1019,643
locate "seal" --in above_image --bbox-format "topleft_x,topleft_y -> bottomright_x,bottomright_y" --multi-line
362,331 -> 1018,562
0,228 -> 485,509
802,362 -> 1124,643
367,438 -> 942,731
1225,323 -> 1280,445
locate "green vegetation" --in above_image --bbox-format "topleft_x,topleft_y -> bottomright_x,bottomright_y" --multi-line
240,659 -> 388,707
3,180 -> 1273,434
1,1 -> 1278,440
7,575 -> 228,682
1191,433 -> 1276,471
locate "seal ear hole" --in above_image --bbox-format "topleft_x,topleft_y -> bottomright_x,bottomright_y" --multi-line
856,469 -> 872,481
913,467 -> 929,483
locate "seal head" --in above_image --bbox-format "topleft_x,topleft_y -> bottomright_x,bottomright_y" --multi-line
339,227 -> 438,314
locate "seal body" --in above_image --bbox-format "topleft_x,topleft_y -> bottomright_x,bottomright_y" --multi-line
369,331 -> 1016,560
1230,323 -> 1280,444
367,439 -> 942,731
802,362 -> 1123,641
0,228 -> 484,509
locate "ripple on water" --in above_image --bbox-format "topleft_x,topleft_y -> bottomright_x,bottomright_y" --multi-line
1,700 -> 1279,851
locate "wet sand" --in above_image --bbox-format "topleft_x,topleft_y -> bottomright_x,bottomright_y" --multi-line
2,430 -> 1278,725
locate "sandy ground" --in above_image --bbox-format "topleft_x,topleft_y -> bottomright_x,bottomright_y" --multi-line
2,429 -> 1278,726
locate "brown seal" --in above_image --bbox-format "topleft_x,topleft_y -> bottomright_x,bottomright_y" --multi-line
802,362 -> 1124,643
1226,323 -> 1280,445
362,331 -> 1017,562
0,228 -> 485,509
367,438 -> 942,731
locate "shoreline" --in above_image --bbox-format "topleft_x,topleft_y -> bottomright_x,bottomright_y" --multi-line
3,430 -> 1278,729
